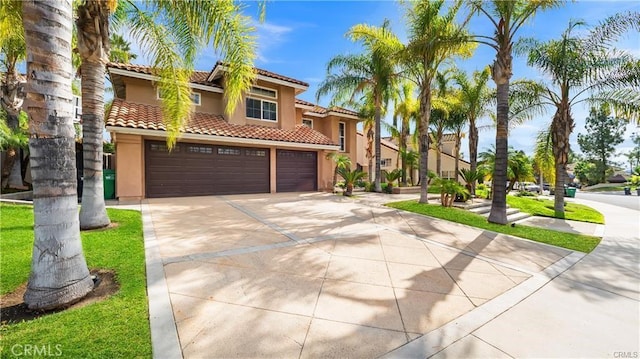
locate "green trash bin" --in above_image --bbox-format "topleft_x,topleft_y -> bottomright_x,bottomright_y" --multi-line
103,169 -> 116,199
565,187 -> 576,198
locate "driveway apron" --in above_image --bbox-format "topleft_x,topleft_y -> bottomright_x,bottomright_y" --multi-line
146,193 -> 574,358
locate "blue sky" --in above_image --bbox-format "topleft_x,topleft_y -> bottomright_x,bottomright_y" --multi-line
129,1 -> 640,167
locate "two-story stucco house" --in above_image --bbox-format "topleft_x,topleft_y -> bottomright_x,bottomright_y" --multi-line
105,62 -> 359,200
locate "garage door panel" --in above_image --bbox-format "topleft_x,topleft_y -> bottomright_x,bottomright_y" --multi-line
145,141 -> 269,198
276,150 -> 317,192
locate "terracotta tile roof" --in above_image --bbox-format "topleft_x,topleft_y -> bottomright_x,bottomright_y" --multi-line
106,99 -> 337,146
212,61 -> 308,87
328,106 -> 359,117
442,133 -> 457,143
295,98 -> 316,107
107,62 -> 221,88
295,98 -> 360,117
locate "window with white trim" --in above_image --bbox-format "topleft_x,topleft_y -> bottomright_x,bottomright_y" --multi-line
246,85 -> 278,122
302,118 -> 313,128
381,158 -> 392,167
157,89 -> 201,106
246,98 -> 277,121
338,122 -> 346,151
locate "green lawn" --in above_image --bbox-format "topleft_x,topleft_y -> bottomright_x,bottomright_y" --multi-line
506,196 -> 605,224
0,204 -> 151,358
386,200 -> 601,253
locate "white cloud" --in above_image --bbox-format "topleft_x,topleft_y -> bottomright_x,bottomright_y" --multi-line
253,21 -> 294,65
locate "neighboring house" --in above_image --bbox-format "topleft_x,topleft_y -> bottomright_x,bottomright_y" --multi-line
357,132 -> 470,182
356,132 -> 400,175
105,62 -> 359,200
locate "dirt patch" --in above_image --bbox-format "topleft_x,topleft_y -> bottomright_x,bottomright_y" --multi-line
82,222 -> 120,232
0,269 -> 119,325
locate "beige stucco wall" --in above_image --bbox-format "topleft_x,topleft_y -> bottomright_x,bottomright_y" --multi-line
225,79 -> 296,129
441,141 -> 456,157
123,77 -> 157,105
123,77 -> 224,114
113,133 -> 144,200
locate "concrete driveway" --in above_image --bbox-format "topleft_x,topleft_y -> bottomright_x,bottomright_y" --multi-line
144,192 -> 573,358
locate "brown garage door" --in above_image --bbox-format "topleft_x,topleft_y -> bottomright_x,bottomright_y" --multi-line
145,140 -> 269,198
276,150 -> 317,192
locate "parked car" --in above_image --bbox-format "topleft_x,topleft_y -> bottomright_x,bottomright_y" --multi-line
524,183 -> 540,192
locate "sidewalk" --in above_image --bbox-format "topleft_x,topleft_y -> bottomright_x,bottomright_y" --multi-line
386,197 -> 639,358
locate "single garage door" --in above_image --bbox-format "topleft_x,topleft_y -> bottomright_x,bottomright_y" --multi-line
276,149 -> 317,192
145,140 -> 269,198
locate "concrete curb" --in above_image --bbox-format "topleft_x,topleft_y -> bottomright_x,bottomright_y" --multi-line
142,203 -> 183,359
380,251 -> 586,358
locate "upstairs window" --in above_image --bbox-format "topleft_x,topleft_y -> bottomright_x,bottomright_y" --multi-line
246,97 -> 277,121
339,122 -> 346,151
246,85 -> 277,122
249,86 -> 277,99
381,158 -> 392,167
302,119 -> 313,128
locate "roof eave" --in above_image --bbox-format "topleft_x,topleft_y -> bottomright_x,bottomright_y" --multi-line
106,126 -> 340,151
108,67 -> 223,93
208,64 -> 309,93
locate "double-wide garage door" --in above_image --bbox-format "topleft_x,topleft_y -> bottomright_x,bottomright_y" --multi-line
145,141 -> 317,198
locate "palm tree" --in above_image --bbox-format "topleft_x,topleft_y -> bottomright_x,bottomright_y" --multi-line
326,152 -> 352,191
479,145 -> 534,192
515,15 -> 640,217
402,0 -> 474,203
400,148 -> 420,185
533,128 -> 555,194
453,66 -> 491,193
22,0 -> 94,310
75,0 -> 258,229
384,168 -> 403,191
0,0 -> 26,189
109,33 -> 137,63
317,20 -> 401,193
468,0 -> 561,224
337,167 -> 367,196
392,81 -> 419,185
459,168 -> 483,196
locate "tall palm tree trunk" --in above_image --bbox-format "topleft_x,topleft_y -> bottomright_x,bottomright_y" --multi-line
400,124 -> 409,186
374,102 -> 382,193
454,137 -> 461,182
77,0 -> 110,230
418,87 -> 431,203
551,105 -> 573,218
469,120 -> 478,194
366,125 -> 374,183
436,137 -> 442,177
487,45 -> 512,225
487,82 -> 509,224
22,0 -> 94,310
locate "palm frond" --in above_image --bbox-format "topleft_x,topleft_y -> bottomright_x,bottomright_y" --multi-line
586,11 -> 640,50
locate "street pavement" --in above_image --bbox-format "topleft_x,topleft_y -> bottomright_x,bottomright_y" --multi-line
392,195 -> 639,358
